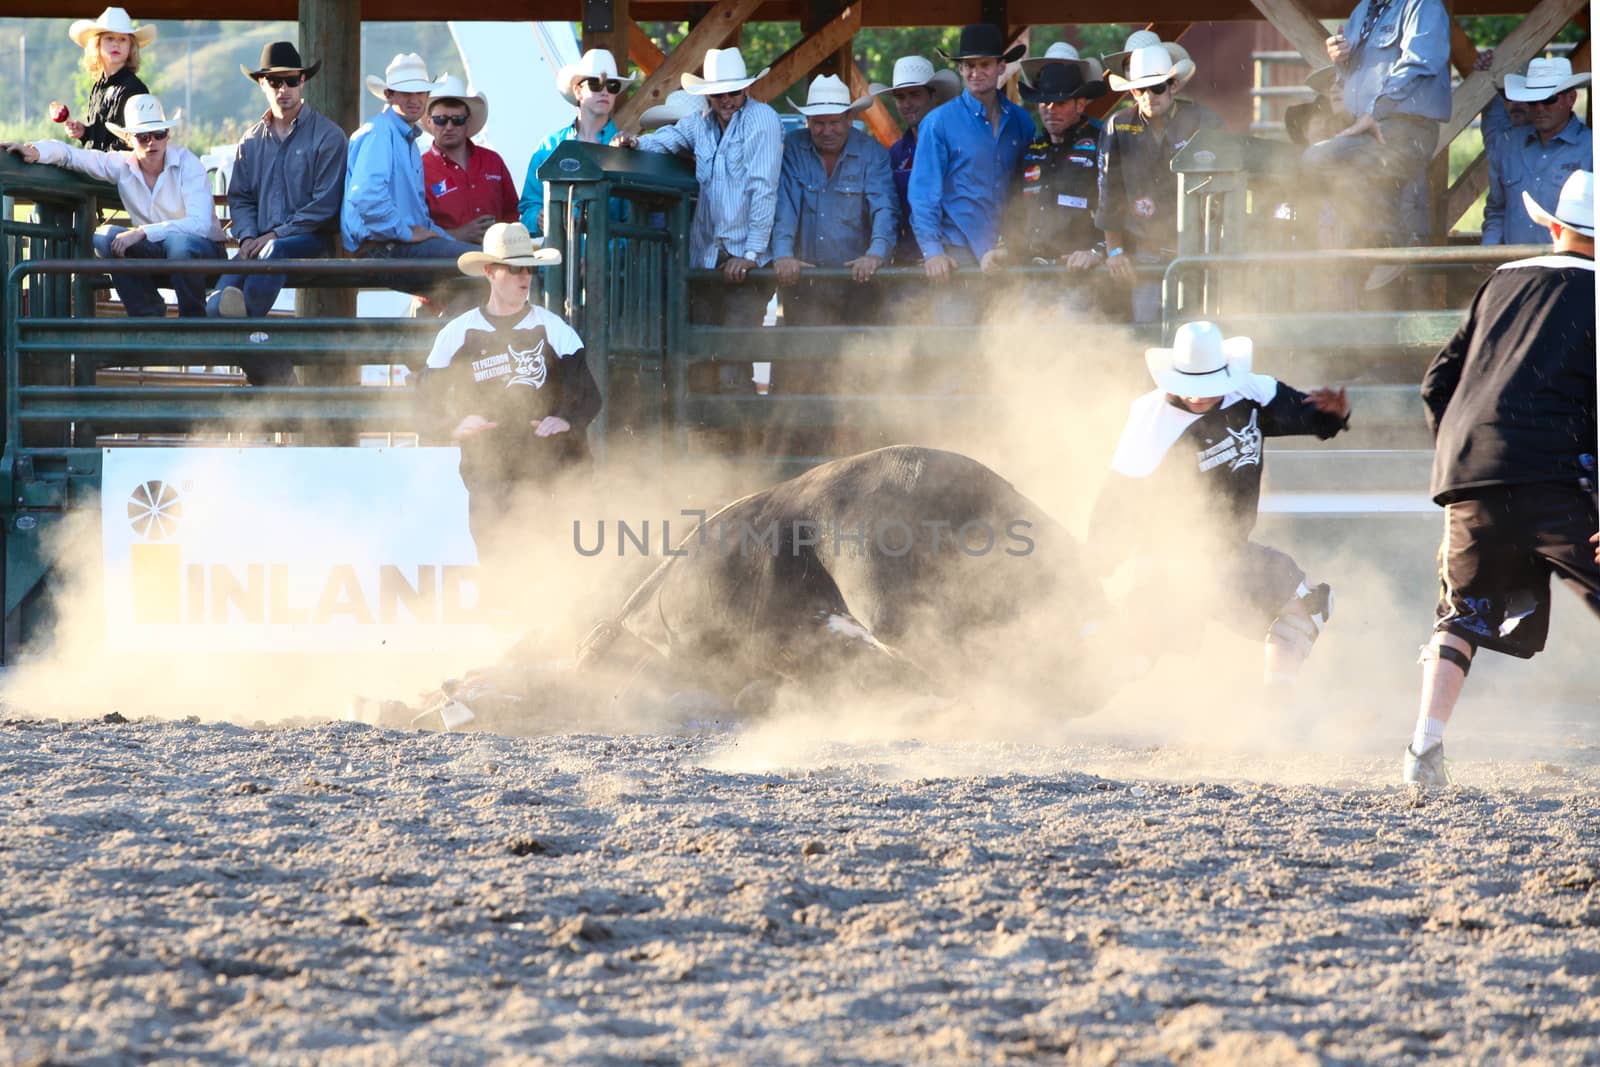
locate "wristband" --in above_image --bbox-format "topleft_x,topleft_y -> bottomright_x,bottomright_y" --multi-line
1107,247 -> 1124,258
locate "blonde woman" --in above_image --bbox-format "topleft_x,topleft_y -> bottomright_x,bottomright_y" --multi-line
66,7 -> 155,152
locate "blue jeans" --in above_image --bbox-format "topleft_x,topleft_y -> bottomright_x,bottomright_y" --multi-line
1300,115 -> 1441,247
94,228 -> 222,317
208,232 -> 332,318
354,234 -> 479,303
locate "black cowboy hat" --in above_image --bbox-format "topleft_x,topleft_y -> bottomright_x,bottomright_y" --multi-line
1020,60 -> 1107,103
1284,95 -> 1332,146
241,41 -> 322,82
936,24 -> 1026,65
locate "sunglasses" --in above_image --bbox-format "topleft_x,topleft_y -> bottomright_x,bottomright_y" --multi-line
708,89 -> 745,100
263,74 -> 303,89
429,113 -> 470,127
1527,93 -> 1565,107
133,130 -> 168,144
1141,78 -> 1178,96
581,76 -> 624,95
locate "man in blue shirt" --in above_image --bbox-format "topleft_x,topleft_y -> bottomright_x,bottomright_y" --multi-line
870,56 -> 959,265
344,53 -> 477,301
520,49 -> 629,238
907,24 -> 1032,293
773,75 -> 898,328
1483,58 -> 1592,246
1302,0 -> 1451,249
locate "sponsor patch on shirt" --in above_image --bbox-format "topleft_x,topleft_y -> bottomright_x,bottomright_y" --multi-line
1134,196 -> 1156,218
429,179 -> 450,197
1068,154 -> 1093,167
1074,138 -> 1097,151
1024,165 -> 1042,183
1115,123 -> 1141,132
1058,194 -> 1088,209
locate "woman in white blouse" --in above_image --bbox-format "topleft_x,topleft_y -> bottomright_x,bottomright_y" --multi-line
3,93 -> 224,317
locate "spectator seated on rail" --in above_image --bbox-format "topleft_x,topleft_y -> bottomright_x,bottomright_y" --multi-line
869,56 -> 959,266
520,49 -> 631,240
1096,41 -> 1222,323
423,75 -> 519,249
991,60 -> 1108,319
343,53 -> 478,308
906,24 -> 1032,321
1483,58 -> 1592,247
4,94 -> 225,319
64,6 -> 153,153
207,42 -> 347,379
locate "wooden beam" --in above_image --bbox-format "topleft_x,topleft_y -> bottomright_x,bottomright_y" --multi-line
747,3 -> 863,102
1248,0 -> 1331,66
628,20 -> 667,74
583,0 -> 631,75
1436,0 -> 1587,154
612,0 -> 766,131
845,63 -> 904,147
1448,18 -> 1480,77
1445,150 -> 1489,231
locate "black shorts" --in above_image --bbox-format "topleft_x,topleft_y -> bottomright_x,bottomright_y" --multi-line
1434,482 -> 1600,658
1130,540 -> 1306,643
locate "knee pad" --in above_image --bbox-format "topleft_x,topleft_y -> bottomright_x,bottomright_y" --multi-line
1418,641 -> 1473,676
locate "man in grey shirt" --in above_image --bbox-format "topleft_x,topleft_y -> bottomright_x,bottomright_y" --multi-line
209,42 -> 346,381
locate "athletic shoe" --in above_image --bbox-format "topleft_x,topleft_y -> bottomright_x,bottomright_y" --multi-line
1402,742 -> 1450,786
216,285 -> 247,318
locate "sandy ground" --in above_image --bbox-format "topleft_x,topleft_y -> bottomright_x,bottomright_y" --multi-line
4,700 -> 1599,1066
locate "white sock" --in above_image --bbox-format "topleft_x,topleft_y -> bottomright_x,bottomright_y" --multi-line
1411,715 -> 1447,755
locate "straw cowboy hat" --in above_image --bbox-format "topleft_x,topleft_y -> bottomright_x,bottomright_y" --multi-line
105,93 -> 176,142
1020,59 -> 1106,103
556,48 -> 637,107
1145,321 -> 1253,398
1104,31 -> 1196,90
1504,57 -> 1591,102
365,53 -> 435,100
868,56 -> 961,103
241,41 -> 321,82
1020,42 -> 1104,86
1522,169 -> 1594,237
936,24 -> 1026,64
788,74 -> 872,117
428,73 -> 488,139
639,89 -> 706,131
1305,64 -> 1339,97
1107,43 -> 1197,93
457,223 -> 564,276
69,7 -> 156,48
682,48 -> 769,95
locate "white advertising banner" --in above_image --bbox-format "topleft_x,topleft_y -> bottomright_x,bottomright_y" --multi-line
102,447 -> 493,652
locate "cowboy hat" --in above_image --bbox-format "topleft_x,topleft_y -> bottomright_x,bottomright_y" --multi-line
556,49 -> 637,107
1104,31 -> 1196,90
1020,60 -> 1107,103
936,24 -> 1026,65
1020,42 -> 1105,85
428,73 -> 488,139
241,41 -> 321,82
788,74 -> 872,117
69,7 -> 155,48
1284,95 -> 1333,146
868,56 -> 961,104
1522,169 -> 1594,237
365,53 -> 434,100
1304,64 -> 1339,97
1145,321 -> 1253,398
1504,57 -> 1591,102
639,89 -> 706,131
682,48 -> 769,95
105,93 -> 175,141
458,222 -> 564,276
1107,43 -> 1196,93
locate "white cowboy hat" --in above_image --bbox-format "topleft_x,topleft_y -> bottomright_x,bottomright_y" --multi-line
1522,169 -> 1594,237
639,89 -> 706,131
556,48 -> 637,107
869,55 -> 962,103
428,74 -> 488,139
1145,321 -> 1253,398
1504,57 -> 1592,102
1020,42 -> 1105,85
788,74 -> 872,117
69,7 -> 156,47
365,53 -> 434,100
1105,32 -> 1196,91
457,223 -> 564,276
682,48 -> 769,96
105,93 -> 175,141
1107,43 -> 1196,93
1305,64 -> 1339,97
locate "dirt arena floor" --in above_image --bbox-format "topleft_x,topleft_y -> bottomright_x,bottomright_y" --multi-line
4,700 -> 1599,1066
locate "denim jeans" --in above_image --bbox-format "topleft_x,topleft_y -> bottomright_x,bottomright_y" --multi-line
94,227 -> 222,317
208,232 -> 332,318
1300,115 -> 1441,247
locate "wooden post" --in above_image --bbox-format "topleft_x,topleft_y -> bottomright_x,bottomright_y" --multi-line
844,62 -> 902,146
583,0 -> 631,75
613,0 -> 766,132
628,20 -> 667,74
1445,150 -> 1489,232
803,0 -> 850,80
748,4 -> 863,102
1247,0 -> 1330,66
1448,19 -> 1481,76
298,0 -> 357,334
